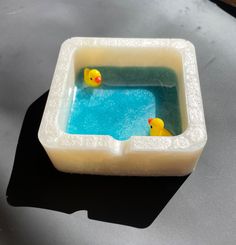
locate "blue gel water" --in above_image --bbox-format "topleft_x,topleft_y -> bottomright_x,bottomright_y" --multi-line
66,67 -> 181,140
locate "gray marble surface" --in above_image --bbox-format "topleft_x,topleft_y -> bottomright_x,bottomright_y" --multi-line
0,0 -> 236,244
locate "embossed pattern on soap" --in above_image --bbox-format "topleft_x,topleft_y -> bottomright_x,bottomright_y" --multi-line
66,67 -> 181,140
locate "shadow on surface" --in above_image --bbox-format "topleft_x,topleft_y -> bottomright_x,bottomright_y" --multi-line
6,92 -> 189,228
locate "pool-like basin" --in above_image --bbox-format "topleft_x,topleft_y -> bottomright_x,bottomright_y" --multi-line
38,38 -> 207,176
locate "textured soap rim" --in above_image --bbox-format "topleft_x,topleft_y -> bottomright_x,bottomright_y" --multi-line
38,37 -> 207,154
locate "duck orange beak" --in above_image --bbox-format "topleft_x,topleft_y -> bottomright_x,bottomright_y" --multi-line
148,118 -> 153,125
95,76 -> 102,84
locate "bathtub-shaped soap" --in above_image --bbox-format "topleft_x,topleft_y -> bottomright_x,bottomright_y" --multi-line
38,37 -> 207,176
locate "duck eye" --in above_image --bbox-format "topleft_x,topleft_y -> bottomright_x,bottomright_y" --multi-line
150,125 -> 152,128
90,77 -> 92,80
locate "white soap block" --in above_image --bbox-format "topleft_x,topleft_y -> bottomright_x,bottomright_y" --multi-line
38,37 -> 207,176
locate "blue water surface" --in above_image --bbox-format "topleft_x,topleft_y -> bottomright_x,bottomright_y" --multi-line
66,67 -> 181,140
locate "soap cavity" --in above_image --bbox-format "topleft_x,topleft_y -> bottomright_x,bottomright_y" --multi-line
66,67 -> 182,140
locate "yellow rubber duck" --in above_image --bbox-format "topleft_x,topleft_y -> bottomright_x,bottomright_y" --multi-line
148,118 -> 173,136
84,68 -> 102,87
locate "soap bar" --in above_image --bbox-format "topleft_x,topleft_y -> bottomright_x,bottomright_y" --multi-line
38,37 -> 207,176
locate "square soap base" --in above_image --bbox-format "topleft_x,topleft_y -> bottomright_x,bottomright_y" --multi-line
38,37 -> 207,176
